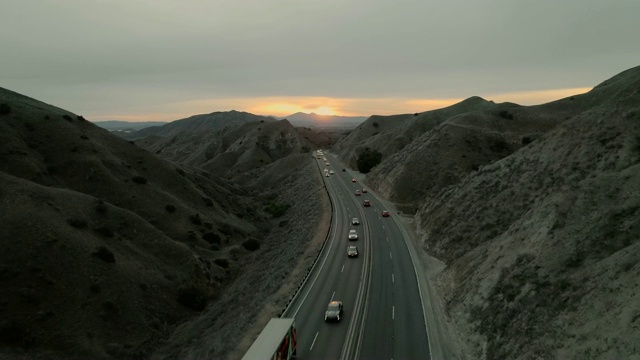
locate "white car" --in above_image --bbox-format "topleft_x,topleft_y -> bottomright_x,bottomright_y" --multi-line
348,230 -> 358,240
329,170 -> 335,174
352,218 -> 360,225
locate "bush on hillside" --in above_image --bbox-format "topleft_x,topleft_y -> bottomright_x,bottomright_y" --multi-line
242,238 -> 260,251
357,147 -> 382,174
0,104 -> 11,115
264,202 -> 290,217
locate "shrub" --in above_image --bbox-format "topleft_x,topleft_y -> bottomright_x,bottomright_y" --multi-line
264,202 -> 290,217
175,168 -> 185,176
242,238 -> 260,251
356,147 -> 382,173
67,218 -> 87,228
92,247 -> 116,263
94,226 -> 114,238
499,110 -> 514,120
202,197 -> 213,206
95,200 -> 108,214
131,176 -> 147,184
0,104 -> 11,115
372,122 -> 379,128
189,214 -> 202,225
202,232 -> 221,244
214,258 -> 229,269
176,287 -> 207,311
62,115 -> 72,121
165,205 -> 176,213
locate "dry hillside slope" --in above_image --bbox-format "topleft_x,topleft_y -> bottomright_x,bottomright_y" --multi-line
136,117 -> 312,180
412,66 -> 640,358
333,96 -> 498,169
0,88 -> 326,359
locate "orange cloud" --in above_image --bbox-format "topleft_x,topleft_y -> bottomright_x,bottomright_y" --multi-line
90,87 -> 593,122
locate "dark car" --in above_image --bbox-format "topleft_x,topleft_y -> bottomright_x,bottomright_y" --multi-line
325,301 -> 343,322
347,246 -> 358,257
382,210 -> 390,217
363,200 -> 371,207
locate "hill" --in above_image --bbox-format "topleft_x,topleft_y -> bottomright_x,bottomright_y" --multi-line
0,88 -> 327,359
121,111 -> 275,141
282,112 -> 368,128
335,65 -> 640,358
134,114 -> 313,181
93,120 -> 168,131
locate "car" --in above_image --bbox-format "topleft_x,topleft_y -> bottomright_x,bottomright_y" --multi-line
325,301 -> 343,322
326,162 -> 330,166
347,246 -> 358,257
348,230 -> 358,240
382,210 -> 390,217
352,217 -> 360,225
363,200 -> 371,207
329,170 -> 335,174
355,190 -> 361,196
362,188 -> 368,193
351,178 -> 357,182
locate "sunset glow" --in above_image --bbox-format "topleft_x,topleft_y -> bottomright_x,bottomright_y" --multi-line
90,87 -> 592,122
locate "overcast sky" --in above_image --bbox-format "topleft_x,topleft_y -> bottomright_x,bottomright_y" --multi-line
1,0 -> 639,121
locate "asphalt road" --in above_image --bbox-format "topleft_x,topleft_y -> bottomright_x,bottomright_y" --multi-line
287,153 -> 431,359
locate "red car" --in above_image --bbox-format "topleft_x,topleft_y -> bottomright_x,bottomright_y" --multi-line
363,200 -> 371,207
381,210 -> 390,217
351,178 -> 357,183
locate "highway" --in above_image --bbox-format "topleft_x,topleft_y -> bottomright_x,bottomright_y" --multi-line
285,152 -> 431,359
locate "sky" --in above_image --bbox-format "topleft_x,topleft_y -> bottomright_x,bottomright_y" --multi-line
1,0 -> 639,121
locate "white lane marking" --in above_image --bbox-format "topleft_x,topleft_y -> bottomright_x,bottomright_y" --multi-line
392,306 -> 395,320
341,264 -> 345,273
389,252 -> 393,259
331,291 -> 335,301
386,236 -> 388,242
382,225 -> 385,229
310,331 -> 319,350
392,274 -> 394,283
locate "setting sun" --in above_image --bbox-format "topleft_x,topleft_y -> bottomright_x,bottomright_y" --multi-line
311,106 -> 336,116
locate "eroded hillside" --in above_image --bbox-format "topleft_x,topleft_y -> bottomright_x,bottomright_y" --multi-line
0,88 -> 327,359
335,65 -> 640,358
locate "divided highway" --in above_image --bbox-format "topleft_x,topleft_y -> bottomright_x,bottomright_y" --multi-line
285,152 -> 431,359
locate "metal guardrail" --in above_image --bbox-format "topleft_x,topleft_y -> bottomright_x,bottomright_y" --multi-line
280,155 -> 335,317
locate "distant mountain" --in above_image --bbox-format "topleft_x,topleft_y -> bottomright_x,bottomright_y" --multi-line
281,112 -> 368,128
122,110 -> 276,140
93,120 -> 167,131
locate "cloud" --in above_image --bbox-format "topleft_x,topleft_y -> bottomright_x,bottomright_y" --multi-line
89,87 -> 593,122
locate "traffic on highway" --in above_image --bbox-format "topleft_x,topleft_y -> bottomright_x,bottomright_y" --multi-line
244,149 -> 432,359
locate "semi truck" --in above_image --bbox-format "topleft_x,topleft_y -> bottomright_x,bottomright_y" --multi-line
242,318 -> 297,360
